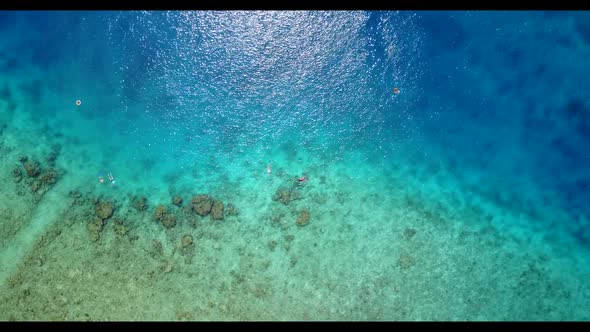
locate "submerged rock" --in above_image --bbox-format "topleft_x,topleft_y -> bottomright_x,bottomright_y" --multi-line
273,189 -> 291,205
191,194 -> 212,216
181,234 -> 193,248
296,209 -> 311,227
47,144 -> 61,166
39,169 -> 57,186
114,224 -> 128,237
312,193 -> 328,205
95,201 -> 114,220
273,188 -> 301,205
18,155 -> 28,163
182,204 -> 192,214
69,191 -> 83,206
154,204 -> 167,221
23,160 -> 40,177
399,254 -> 415,270
226,203 -> 239,216
211,200 -> 224,220
88,218 -> 105,242
30,179 -> 42,193
149,240 -> 164,259
403,228 -> 417,240
172,196 -> 183,206
284,234 -> 295,251
12,167 -> 22,183
162,262 -> 173,274
162,214 -> 177,229
46,152 -> 58,167
132,196 -> 147,211
113,218 -> 128,237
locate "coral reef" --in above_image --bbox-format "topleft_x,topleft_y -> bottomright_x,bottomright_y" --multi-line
191,194 -> 212,216
296,209 -> 311,226
23,160 -> 40,177
12,152 -> 60,198
95,201 -> 114,220
153,204 -> 176,228
211,200 -> 224,220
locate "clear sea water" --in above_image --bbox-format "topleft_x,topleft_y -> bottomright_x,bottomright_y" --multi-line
0,10 -> 589,320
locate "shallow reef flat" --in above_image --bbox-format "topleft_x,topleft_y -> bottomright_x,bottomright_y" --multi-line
0,133 -> 589,320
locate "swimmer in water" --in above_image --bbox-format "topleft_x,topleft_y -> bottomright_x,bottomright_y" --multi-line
98,174 -> 104,184
267,164 -> 272,174
298,176 -> 306,182
108,172 -> 115,185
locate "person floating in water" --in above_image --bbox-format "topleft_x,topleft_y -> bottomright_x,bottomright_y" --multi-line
98,173 -> 105,184
267,163 -> 272,174
298,176 -> 306,182
108,172 -> 115,185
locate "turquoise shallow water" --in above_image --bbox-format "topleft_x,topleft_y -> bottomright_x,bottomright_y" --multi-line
0,11 -> 589,320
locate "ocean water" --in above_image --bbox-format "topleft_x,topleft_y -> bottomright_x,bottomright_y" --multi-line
0,10 -> 589,321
